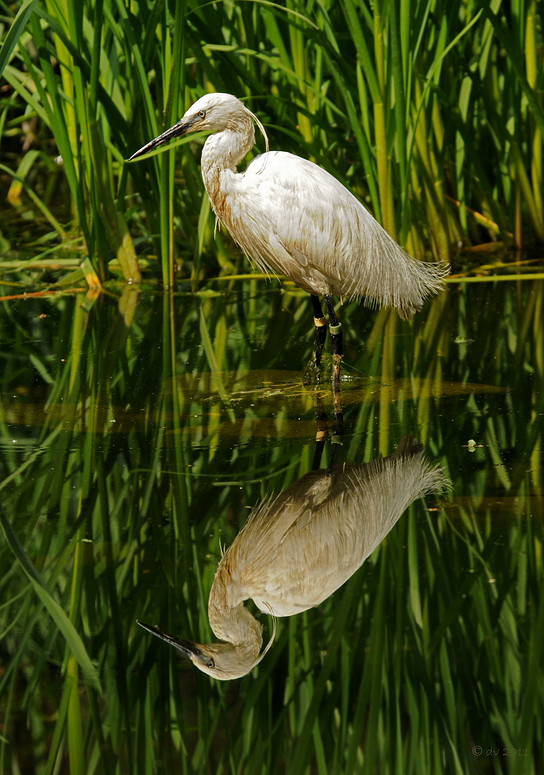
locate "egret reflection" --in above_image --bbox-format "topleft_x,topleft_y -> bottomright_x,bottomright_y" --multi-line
138,436 -> 449,680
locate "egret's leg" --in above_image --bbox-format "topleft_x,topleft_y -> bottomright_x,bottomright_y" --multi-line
327,387 -> 344,476
324,295 -> 343,392
312,393 -> 343,474
312,395 -> 328,471
326,440 -> 342,476
330,378 -> 344,469
332,392 -> 344,447
311,295 -> 328,368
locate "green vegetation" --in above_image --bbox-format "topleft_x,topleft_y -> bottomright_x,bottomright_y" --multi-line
0,0 -> 543,288
1,1 -> 543,771
0,275 -> 542,773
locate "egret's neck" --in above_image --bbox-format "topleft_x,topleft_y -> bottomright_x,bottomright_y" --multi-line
201,118 -> 255,173
201,120 -> 255,216
205,563 -> 275,677
208,597 -> 263,655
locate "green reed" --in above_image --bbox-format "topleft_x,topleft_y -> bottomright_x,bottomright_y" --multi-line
0,0 -> 542,287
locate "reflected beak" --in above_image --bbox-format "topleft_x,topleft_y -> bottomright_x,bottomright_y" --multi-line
136,620 -> 205,660
127,116 -> 198,161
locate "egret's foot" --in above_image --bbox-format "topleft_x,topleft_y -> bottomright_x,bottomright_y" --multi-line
303,357 -> 322,385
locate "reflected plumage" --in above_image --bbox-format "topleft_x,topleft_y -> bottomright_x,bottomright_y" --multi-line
129,94 -> 448,384
137,436 -> 449,680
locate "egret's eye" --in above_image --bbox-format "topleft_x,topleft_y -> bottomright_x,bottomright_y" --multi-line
198,110 -> 206,119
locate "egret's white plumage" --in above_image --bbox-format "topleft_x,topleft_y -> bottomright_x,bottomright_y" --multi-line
129,93 -> 448,319
137,436 -> 449,680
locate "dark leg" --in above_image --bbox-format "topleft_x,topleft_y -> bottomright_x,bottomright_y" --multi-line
311,394 -> 328,471
332,391 -> 344,445
326,440 -> 342,476
323,295 -> 343,393
312,392 -> 343,475
311,295 -> 327,368
328,382 -> 343,474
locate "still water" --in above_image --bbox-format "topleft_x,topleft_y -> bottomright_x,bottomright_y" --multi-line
0,277 -> 542,774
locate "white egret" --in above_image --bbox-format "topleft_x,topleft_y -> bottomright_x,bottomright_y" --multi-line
129,93 -> 448,388
137,436 -> 449,680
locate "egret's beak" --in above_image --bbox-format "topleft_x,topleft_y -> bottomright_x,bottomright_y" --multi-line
128,116 -> 198,161
136,620 -> 204,660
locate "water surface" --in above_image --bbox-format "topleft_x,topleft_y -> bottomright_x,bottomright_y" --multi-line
0,277 -> 542,774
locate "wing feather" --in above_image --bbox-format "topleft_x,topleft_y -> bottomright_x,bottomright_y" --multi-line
217,151 -> 447,314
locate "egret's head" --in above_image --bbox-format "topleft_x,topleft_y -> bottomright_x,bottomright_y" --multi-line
128,93 -> 268,161
136,620 -> 262,681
